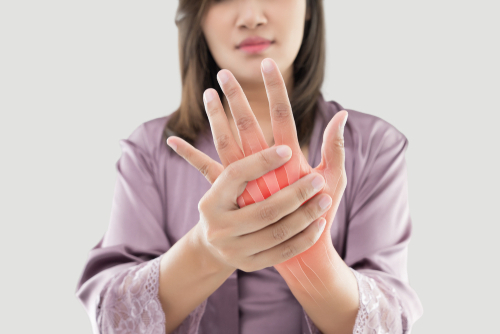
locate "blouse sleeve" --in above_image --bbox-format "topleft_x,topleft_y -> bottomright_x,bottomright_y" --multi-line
304,125 -> 423,334
75,122 -> 207,334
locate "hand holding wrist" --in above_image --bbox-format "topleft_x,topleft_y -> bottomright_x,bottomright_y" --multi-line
190,222 -> 236,277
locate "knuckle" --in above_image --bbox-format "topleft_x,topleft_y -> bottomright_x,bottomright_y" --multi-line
333,138 -> 345,149
271,103 -> 290,123
198,201 -> 204,214
259,204 -> 278,222
225,164 -> 240,179
267,78 -> 281,89
198,163 -> 210,178
236,116 -> 255,132
306,232 -> 318,247
224,86 -> 238,99
198,198 -> 207,214
271,223 -> 290,242
257,151 -> 271,168
303,205 -> 317,222
281,244 -> 297,260
294,186 -> 309,203
216,134 -> 231,151
206,105 -> 220,117
183,147 -> 193,160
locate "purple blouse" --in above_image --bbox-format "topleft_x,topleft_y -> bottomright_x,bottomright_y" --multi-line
75,94 -> 423,333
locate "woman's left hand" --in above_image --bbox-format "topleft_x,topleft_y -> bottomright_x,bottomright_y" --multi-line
167,58 -> 349,299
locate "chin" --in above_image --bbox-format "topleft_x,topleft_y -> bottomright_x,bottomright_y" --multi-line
237,73 -> 265,87
228,63 -> 265,86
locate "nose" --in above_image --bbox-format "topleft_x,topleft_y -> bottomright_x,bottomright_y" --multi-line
236,0 -> 267,30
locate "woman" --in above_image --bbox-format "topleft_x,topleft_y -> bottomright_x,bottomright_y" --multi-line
75,1 -> 423,333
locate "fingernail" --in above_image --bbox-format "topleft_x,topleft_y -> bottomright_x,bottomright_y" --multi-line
262,58 -> 274,73
217,70 -> 229,85
319,195 -> 332,210
204,90 -> 214,103
311,175 -> 325,191
276,145 -> 292,158
166,140 -> 177,151
316,218 -> 326,233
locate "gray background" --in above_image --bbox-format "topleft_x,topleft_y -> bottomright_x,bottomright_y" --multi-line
0,1 -> 498,333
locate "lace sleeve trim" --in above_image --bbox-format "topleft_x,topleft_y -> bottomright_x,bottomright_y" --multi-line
96,256 -> 166,333
96,254 -> 209,334
303,268 -> 408,334
349,267 -> 408,334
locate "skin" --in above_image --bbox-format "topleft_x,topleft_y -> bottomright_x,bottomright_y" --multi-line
159,1 -> 359,333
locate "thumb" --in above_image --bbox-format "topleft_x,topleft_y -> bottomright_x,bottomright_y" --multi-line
317,110 -> 348,173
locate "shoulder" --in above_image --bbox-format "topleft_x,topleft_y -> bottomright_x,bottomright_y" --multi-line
123,115 -> 172,159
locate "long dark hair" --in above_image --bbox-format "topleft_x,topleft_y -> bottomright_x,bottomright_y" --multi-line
165,0 -> 325,148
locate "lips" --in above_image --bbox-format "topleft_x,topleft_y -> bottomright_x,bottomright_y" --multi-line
237,36 -> 273,54
238,36 -> 272,48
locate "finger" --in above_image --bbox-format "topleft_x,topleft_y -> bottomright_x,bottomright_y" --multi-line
217,69 -> 269,156
261,58 -> 300,150
232,173 -> 326,235
260,58 -> 302,186
315,110 -> 348,174
166,136 -> 223,184
239,193 -> 331,258
245,215 -> 327,271
213,145 -> 293,208
312,110 -> 348,232
203,88 -> 244,167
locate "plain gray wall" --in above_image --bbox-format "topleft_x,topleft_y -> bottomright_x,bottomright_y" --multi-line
0,1 -> 498,333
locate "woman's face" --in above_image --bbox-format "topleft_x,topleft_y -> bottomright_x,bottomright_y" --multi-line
202,0 -> 308,87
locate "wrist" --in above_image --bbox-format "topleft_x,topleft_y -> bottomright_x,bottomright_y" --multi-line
189,222 -> 236,277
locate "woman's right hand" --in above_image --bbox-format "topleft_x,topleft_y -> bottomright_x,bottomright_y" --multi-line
171,139 -> 332,273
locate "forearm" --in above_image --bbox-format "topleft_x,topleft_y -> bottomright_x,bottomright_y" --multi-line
276,237 -> 359,334
159,223 -> 235,334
